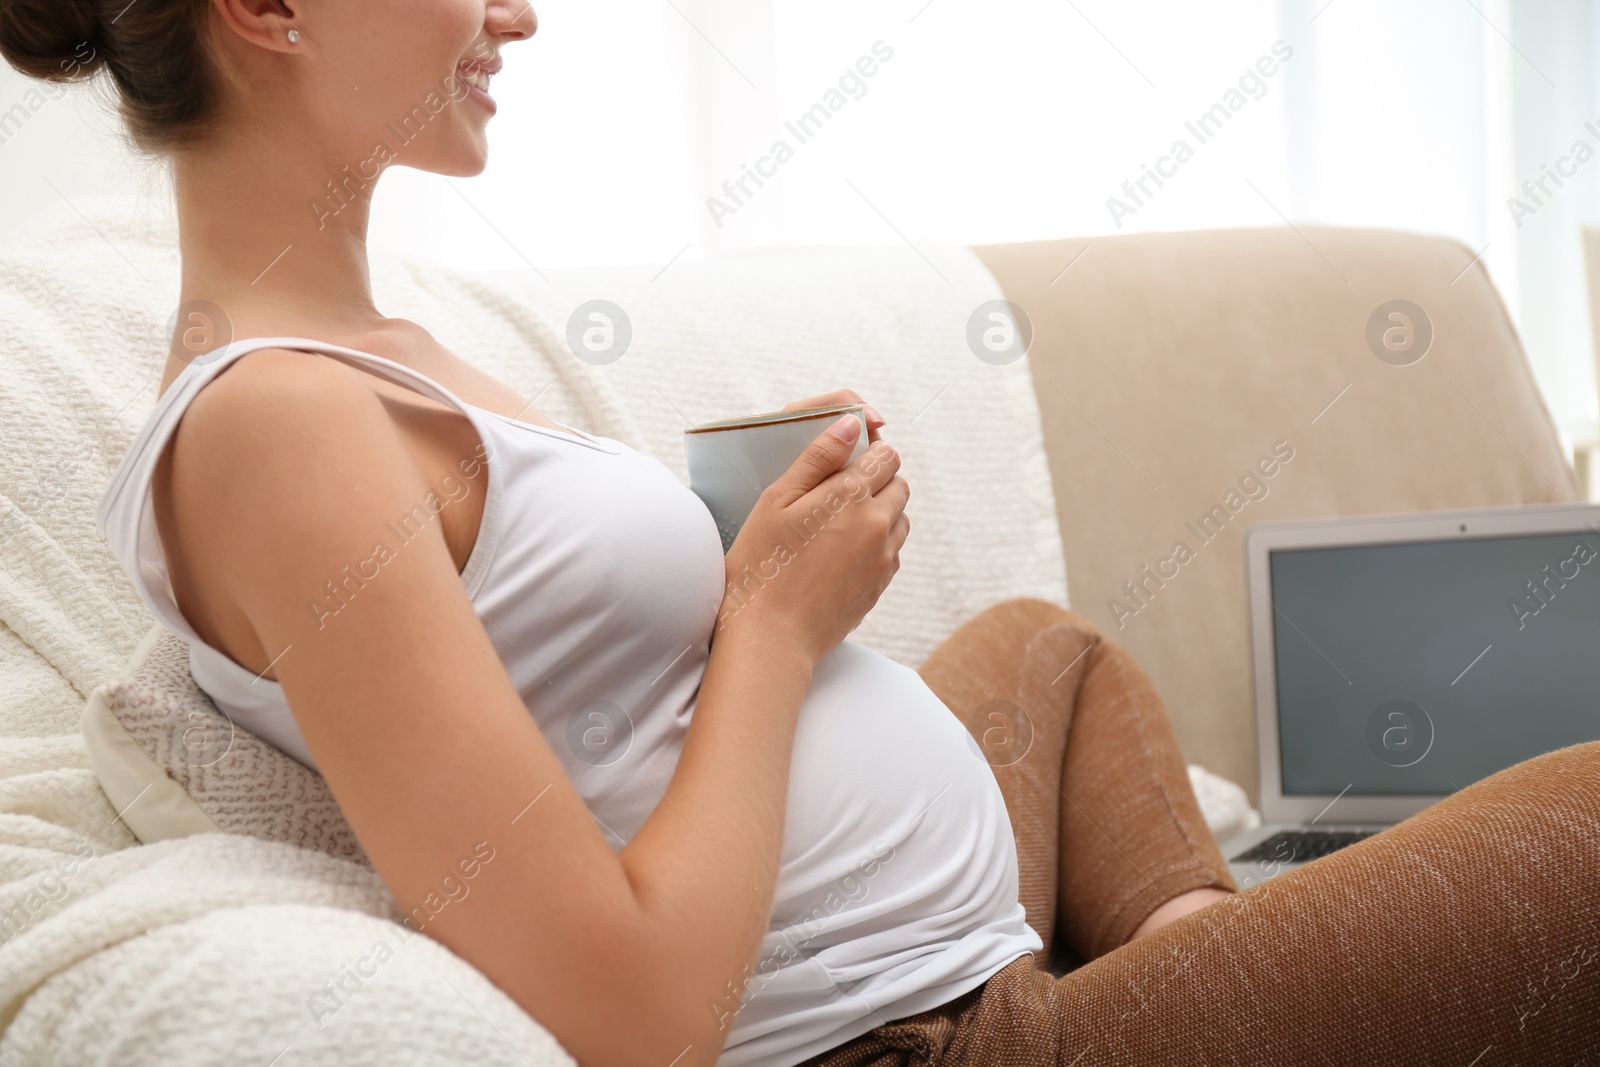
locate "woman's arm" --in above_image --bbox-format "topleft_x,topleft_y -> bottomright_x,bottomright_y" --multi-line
166,350 -> 907,1067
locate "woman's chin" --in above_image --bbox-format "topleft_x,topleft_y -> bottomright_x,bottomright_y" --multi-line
448,152 -> 490,178
411,145 -> 490,178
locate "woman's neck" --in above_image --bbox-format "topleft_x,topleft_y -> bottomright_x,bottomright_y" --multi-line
172,132 -> 389,340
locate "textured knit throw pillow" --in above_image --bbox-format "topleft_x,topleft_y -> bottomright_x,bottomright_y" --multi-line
82,625 -> 369,866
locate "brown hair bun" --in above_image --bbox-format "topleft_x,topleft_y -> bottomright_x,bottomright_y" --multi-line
0,0 -> 106,82
0,0 -> 219,152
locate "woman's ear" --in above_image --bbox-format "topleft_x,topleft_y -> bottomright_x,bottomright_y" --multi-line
211,0 -> 304,55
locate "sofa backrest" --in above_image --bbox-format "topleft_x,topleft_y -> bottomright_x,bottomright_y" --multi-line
976,226 -> 1579,802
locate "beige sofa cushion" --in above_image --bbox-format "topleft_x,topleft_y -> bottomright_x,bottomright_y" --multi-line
976,226 -> 1579,801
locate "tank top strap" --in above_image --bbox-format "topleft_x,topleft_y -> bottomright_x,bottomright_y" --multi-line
94,335 -> 496,649
201,335 -> 481,412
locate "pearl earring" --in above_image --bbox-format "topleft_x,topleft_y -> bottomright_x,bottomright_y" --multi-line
286,29 -> 301,43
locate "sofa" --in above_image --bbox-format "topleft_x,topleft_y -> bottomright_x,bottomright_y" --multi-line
0,198 -> 1576,1063
976,227 -> 1579,797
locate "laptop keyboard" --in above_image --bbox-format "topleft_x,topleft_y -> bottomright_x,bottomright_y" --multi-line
1230,829 -> 1375,864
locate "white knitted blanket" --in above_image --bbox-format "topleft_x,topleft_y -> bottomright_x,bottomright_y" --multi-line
0,196 -> 1252,1063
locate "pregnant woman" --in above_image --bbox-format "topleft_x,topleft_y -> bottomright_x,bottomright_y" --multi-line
7,0 -> 1596,1064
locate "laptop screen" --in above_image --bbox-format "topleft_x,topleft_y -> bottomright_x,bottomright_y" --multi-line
1268,529 -> 1600,796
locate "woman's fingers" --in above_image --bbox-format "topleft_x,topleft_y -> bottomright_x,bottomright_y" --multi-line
783,390 -> 886,426
782,390 -> 886,443
824,441 -> 901,505
781,389 -> 862,412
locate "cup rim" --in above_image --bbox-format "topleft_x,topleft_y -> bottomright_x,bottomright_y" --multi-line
684,403 -> 863,434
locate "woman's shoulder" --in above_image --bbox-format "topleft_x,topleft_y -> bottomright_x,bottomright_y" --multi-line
163,343 -> 437,542
153,345 -> 449,676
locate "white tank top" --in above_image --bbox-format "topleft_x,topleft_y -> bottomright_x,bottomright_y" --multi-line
95,336 -> 1041,1067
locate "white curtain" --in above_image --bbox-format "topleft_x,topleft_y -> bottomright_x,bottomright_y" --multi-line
1502,0 -> 1600,433
1271,0 -> 1598,431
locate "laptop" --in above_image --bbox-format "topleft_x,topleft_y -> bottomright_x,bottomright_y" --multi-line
1222,502 -> 1600,888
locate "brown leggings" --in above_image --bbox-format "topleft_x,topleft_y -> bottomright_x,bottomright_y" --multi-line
800,598 -> 1600,1066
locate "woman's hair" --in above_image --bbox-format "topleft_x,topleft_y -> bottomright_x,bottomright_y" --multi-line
0,0 -> 222,152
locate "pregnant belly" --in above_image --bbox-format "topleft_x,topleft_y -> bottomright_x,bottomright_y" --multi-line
765,641 -> 1030,967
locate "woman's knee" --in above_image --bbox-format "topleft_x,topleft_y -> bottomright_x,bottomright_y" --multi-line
921,598 -> 1084,690
1446,740 -> 1600,824
969,597 -> 1077,640
1425,740 -> 1600,808
1503,738 -> 1600,787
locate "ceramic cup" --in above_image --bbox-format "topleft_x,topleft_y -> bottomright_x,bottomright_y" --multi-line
685,403 -> 871,553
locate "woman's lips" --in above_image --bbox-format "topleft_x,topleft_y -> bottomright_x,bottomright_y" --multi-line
457,61 -> 499,114
465,81 -> 496,114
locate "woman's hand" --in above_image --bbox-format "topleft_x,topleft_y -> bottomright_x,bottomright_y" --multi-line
717,413 -> 909,666
781,389 -> 887,445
